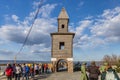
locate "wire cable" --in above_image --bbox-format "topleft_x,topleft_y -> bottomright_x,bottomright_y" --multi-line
14,0 -> 43,62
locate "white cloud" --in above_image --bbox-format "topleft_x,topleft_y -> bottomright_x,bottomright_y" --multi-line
0,18 -> 56,45
0,25 -> 26,43
30,44 -> 51,53
39,4 -> 57,18
0,49 -> 15,60
75,20 -> 92,36
91,7 -> 120,42
0,3 -> 57,60
0,49 -> 50,61
32,0 -> 46,9
31,2 -> 57,19
23,3 -> 57,27
3,15 -> 11,23
0,39 -> 5,45
11,15 -> 19,22
74,7 -> 120,49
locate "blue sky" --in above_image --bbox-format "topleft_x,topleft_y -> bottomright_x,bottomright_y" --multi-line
0,0 -> 120,61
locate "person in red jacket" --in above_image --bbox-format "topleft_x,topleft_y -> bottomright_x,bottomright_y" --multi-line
5,63 -> 13,80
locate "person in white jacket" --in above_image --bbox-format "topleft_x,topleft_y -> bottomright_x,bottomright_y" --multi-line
15,64 -> 21,80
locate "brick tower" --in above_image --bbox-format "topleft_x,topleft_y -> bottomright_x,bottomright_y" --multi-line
51,8 -> 75,73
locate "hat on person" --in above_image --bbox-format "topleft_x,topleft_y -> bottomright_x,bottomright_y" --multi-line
91,61 -> 96,65
82,62 -> 86,65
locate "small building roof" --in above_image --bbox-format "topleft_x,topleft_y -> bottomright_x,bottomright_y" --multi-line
58,7 -> 69,19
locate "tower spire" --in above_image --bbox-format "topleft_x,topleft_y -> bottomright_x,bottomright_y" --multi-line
58,7 -> 69,19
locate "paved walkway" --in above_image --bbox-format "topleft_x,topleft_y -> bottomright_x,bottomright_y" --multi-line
1,71 -> 80,80
37,71 -> 81,80
0,71 -> 120,80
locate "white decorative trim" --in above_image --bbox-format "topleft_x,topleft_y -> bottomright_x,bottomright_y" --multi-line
67,58 -> 73,61
51,58 -> 57,61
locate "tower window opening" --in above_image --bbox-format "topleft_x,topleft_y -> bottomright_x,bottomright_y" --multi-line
59,42 -> 64,50
61,24 -> 64,28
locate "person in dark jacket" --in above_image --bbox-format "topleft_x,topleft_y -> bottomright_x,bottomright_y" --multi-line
88,61 -> 100,80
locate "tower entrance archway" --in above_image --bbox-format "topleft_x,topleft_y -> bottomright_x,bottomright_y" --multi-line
56,59 -> 68,72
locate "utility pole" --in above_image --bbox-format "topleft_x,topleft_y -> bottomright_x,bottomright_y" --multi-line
14,56 -> 16,63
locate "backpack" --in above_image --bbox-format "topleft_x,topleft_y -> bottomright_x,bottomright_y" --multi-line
105,71 -> 116,80
5,68 -> 12,76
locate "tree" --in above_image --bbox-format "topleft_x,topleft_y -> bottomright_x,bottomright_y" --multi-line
102,54 -> 120,65
103,55 -> 111,63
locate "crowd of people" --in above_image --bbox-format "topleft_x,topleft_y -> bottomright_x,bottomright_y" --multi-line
4,61 -> 120,80
5,63 -> 53,80
80,61 -> 120,80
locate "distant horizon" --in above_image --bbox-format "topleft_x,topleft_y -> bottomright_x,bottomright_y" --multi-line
0,59 -> 102,62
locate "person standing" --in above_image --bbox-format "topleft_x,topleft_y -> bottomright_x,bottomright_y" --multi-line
104,65 -> 120,80
88,61 -> 100,80
30,64 -> 34,78
15,64 -> 21,80
99,62 -> 109,80
21,63 -> 26,80
12,64 -> 16,78
25,64 -> 30,80
38,64 -> 42,74
80,62 -> 88,80
5,64 -> 13,80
